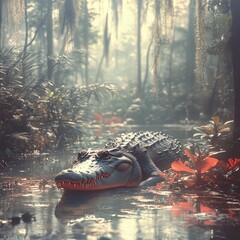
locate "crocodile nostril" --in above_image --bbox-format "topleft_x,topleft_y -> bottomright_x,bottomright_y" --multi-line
67,169 -> 73,172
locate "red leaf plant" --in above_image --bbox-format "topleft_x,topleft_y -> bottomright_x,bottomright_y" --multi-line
226,158 -> 240,169
221,158 -> 240,181
171,150 -> 218,175
170,149 -> 218,187
214,158 -> 240,177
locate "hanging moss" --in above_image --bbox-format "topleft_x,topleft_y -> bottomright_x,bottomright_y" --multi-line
103,13 -> 111,66
152,0 -> 174,96
60,0 -> 76,34
0,0 -> 25,46
204,3 -> 232,116
111,0 -> 122,38
7,0 -> 24,28
195,0 -> 207,87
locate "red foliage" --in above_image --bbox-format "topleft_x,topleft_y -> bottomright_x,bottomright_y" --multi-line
215,160 -> 227,170
155,183 -> 164,190
226,158 -> 240,169
171,201 -> 193,217
171,160 -> 195,174
107,116 -> 123,124
167,155 -> 240,192
171,150 -> 218,176
195,157 -> 218,174
184,149 -> 198,163
93,113 -> 105,122
93,113 -> 123,124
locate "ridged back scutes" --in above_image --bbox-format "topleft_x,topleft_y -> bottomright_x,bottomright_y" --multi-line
105,131 -> 182,170
106,131 -> 173,145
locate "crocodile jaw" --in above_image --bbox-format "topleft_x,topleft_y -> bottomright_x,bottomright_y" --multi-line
55,153 -> 138,191
55,169 -> 138,191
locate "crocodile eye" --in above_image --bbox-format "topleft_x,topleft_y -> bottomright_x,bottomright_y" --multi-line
97,150 -> 110,159
109,148 -> 122,157
102,150 -> 110,158
77,150 -> 88,160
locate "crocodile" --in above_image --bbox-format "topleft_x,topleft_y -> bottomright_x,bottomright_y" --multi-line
55,131 -> 183,191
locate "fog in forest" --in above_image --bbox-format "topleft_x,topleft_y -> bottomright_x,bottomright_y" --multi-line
0,1 -> 233,152
1,1 -> 240,240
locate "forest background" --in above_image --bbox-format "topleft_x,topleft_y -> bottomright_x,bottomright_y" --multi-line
0,0 -> 240,160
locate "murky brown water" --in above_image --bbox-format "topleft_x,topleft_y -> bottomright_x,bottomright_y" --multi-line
1,125 -> 240,240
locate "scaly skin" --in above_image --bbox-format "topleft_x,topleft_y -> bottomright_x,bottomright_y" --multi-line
55,131 -> 182,191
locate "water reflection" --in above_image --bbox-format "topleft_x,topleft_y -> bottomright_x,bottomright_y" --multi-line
53,188 -> 240,239
1,125 -> 240,239
55,188 -> 191,239
1,176 -> 240,239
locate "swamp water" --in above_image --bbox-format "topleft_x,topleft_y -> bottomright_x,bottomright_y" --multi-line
0,125 -> 240,240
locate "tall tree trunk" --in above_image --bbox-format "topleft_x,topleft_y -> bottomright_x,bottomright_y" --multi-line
230,0 -> 240,157
20,0 -> 29,85
95,52 -> 105,83
142,37 -> 153,92
168,29 -> 175,104
195,0 -> 205,87
0,0 -> 3,49
136,0 -> 142,97
83,0 -> 89,86
47,0 -> 54,81
22,0 -> 28,62
186,0 -> 196,88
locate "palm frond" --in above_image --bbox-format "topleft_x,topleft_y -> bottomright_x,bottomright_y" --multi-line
77,83 -> 116,104
60,0 -> 76,34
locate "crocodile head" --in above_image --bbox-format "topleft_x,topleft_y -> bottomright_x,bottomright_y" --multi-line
55,148 -> 142,191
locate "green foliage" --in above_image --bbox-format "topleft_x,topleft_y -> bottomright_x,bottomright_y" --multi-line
60,0 -> 76,34
0,47 -> 116,158
207,0 -> 230,14
193,116 -> 233,151
205,12 -> 231,56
